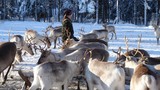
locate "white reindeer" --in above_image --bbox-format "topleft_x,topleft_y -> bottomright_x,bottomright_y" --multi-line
84,58 -> 125,90
24,30 -> 51,48
103,24 -> 117,39
46,25 -> 62,48
29,60 -> 81,90
62,38 -> 108,50
10,35 -> 34,55
153,25 -> 160,45
79,33 -> 98,40
90,30 -> 109,42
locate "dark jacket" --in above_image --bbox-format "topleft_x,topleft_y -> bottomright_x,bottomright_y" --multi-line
62,17 -> 74,42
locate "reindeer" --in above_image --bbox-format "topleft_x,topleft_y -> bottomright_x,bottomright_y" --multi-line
0,42 -> 16,84
121,56 -> 160,90
153,25 -> 160,45
139,56 -> 160,65
79,33 -> 98,40
131,64 -> 160,90
62,38 -> 108,50
83,58 -> 125,90
24,30 -> 51,49
10,35 -> 34,55
20,47 -> 109,90
113,47 -> 150,65
61,38 -> 108,50
46,25 -> 62,48
90,30 -> 109,42
103,24 -> 117,39
63,48 -> 109,62
29,60 -> 81,90
17,48 -> 77,90
67,42 -> 107,50
113,35 -> 150,64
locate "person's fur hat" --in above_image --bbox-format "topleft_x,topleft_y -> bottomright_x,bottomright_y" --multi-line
64,9 -> 72,16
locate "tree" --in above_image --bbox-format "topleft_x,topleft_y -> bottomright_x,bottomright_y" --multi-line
158,0 -> 160,25
95,0 -> 99,23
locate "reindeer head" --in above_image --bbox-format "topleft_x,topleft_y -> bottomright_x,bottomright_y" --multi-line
37,49 -> 57,64
43,37 -> 51,48
23,43 -> 34,55
102,24 -> 107,29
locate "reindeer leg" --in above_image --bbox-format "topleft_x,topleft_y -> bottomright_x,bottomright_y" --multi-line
157,38 -> 159,45
2,64 -> 12,85
33,45 -> 37,54
77,76 -> 81,90
18,70 -> 31,88
63,82 -> 69,90
54,37 -> 57,49
111,33 -> 113,40
0,72 -> 4,82
114,32 -> 117,39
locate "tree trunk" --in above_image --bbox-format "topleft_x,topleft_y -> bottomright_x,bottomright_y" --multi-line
158,0 -> 160,25
144,0 -> 147,26
95,0 -> 99,24
35,0 -> 38,21
58,0 -> 60,22
134,0 -> 137,24
3,0 -> 6,19
116,0 -> 119,24
106,0 -> 109,23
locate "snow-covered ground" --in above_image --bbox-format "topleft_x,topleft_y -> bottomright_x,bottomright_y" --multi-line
0,20 -> 160,89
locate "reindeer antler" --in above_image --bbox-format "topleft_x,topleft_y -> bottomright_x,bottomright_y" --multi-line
124,36 -> 129,52
112,47 -> 122,56
137,34 -> 142,49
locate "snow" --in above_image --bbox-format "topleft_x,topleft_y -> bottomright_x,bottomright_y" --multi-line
0,20 -> 159,60
0,20 -> 159,89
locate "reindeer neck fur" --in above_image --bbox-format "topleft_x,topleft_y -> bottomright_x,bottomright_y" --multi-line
134,64 -> 157,79
125,60 -> 138,69
124,59 -> 139,78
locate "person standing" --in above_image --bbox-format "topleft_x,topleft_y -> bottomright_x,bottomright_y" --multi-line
62,9 -> 79,43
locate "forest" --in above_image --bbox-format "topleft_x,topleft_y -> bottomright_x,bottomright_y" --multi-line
0,0 -> 160,26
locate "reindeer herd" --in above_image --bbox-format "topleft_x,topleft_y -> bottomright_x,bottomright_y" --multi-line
0,23 -> 160,90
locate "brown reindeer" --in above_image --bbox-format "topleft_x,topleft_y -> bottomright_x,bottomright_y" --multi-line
123,56 -> 160,90
0,42 -> 16,84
